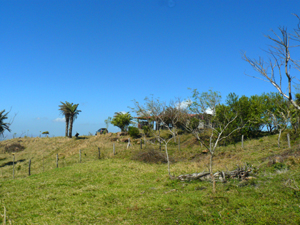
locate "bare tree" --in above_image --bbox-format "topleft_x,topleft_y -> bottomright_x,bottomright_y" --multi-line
131,97 -> 184,177
243,14 -> 300,110
182,89 -> 247,192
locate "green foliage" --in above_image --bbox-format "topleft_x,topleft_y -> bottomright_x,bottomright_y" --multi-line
0,110 -> 11,137
128,126 -> 140,138
59,101 -> 81,138
214,92 -> 294,144
189,88 -> 221,116
111,112 -> 132,132
272,162 -> 289,171
142,125 -> 151,137
42,131 -> 49,135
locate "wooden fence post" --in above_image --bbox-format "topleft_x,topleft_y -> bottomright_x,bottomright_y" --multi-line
98,147 -> 101,159
56,154 -> 58,168
4,206 -> 6,225
127,138 -> 131,149
242,135 -> 244,149
178,136 -> 180,151
28,159 -> 31,176
79,149 -> 81,163
12,153 -> 15,179
113,143 -> 115,155
287,133 -> 291,148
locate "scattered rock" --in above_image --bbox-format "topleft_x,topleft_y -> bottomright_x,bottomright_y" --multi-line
117,132 -> 128,137
110,137 -> 119,142
202,149 -> 209,154
120,138 -> 129,143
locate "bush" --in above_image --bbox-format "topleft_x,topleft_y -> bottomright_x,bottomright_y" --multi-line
4,143 -> 25,153
132,148 -> 169,164
128,127 -> 140,138
142,125 -> 151,137
177,129 -> 184,135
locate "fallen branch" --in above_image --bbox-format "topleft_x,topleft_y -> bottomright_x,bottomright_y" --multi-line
177,165 -> 255,182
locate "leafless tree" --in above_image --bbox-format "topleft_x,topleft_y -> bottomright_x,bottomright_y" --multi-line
182,89 -> 247,192
131,97 -> 185,177
243,14 -> 300,110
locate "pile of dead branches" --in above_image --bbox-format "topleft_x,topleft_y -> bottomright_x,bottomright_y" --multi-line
177,165 -> 256,182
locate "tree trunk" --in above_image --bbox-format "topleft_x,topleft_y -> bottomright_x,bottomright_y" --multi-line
165,145 -> 171,177
209,153 -> 216,193
278,129 -> 282,148
69,116 -> 73,138
65,116 -> 69,137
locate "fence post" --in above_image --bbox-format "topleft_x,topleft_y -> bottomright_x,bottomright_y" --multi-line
127,138 -> 131,149
12,153 -> 15,179
4,206 -> 6,225
56,154 -> 58,168
242,135 -> 244,149
178,136 -> 180,151
28,159 -> 31,176
287,133 -> 291,148
98,147 -> 101,159
79,149 -> 81,163
113,143 -> 115,155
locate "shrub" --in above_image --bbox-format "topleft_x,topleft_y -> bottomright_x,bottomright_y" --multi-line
132,148 -> 168,164
142,125 -> 151,137
4,143 -> 25,153
177,129 -> 184,135
128,127 -> 140,138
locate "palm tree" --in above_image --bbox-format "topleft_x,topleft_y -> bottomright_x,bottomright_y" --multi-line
58,101 -> 72,137
0,110 -> 11,137
67,103 -> 81,138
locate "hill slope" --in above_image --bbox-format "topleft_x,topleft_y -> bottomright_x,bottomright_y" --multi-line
0,133 -> 300,224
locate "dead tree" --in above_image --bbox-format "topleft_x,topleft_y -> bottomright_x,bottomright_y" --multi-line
243,14 -> 300,111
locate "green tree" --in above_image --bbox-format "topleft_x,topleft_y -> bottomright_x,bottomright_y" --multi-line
0,110 -> 11,137
68,104 -> 81,138
42,131 -> 49,137
111,112 -> 132,132
58,101 -> 72,137
58,102 -> 81,138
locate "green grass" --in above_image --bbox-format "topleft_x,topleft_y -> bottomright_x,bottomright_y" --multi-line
0,133 -> 300,224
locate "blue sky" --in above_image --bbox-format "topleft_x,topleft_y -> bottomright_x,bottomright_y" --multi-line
1,0 -> 300,138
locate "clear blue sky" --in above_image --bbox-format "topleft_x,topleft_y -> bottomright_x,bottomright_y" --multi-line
1,0 -> 300,138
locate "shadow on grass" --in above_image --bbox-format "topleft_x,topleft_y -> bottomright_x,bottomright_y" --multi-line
75,137 -> 87,140
0,159 -> 26,168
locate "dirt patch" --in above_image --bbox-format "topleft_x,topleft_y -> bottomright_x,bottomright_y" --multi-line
132,147 -> 174,164
3,143 -> 26,153
263,146 -> 300,161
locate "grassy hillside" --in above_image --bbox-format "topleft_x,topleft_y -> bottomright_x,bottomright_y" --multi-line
0,132 -> 300,224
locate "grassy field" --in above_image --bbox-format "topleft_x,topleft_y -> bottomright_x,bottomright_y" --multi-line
0,132 -> 300,224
